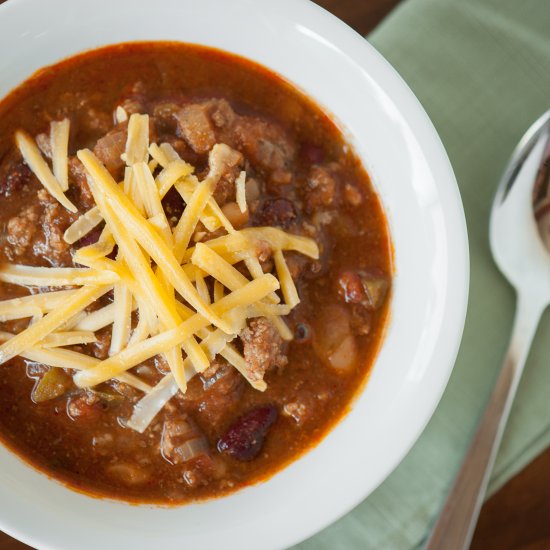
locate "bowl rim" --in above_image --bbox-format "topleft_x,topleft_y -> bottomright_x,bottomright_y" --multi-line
0,0 -> 469,548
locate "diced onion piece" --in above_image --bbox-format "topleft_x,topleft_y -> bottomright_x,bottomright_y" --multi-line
15,130 -> 77,213
328,334 -> 358,372
63,206 -> 103,244
236,170 -> 247,213
115,106 -> 128,123
313,305 -> 358,373
126,374 -> 182,433
50,118 -> 70,191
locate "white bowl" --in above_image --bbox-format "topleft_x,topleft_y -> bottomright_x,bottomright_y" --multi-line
0,0 -> 469,548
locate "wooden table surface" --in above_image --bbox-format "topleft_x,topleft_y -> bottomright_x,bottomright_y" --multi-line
0,0 -> 549,548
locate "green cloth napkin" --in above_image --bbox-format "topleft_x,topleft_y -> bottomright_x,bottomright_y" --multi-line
296,1 -> 550,548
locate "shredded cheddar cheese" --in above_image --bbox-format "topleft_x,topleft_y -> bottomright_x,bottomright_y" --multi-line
63,206 -> 103,244
15,130 -> 77,213
1,112 -> 318,432
50,119 -> 70,191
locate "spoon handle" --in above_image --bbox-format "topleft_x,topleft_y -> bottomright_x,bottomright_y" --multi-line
425,292 -> 543,550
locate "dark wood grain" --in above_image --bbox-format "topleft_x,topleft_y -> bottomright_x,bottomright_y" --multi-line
312,0 -> 400,36
472,446 -> 550,550
1,1 -> 548,549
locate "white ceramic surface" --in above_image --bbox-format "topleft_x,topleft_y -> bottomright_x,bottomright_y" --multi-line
0,0 -> 469,549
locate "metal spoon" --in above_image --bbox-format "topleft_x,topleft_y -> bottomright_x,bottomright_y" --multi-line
426,110 -> 550,550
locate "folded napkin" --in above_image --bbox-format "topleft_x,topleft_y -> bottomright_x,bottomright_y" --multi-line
295,0 -> 550,548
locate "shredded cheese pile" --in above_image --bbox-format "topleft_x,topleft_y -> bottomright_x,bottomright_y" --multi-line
0,112 -> 318,432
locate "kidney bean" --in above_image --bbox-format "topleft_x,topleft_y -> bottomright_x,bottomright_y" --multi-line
337,269 -> 389,310
338,270 -> 367,304
76,226 -> 102,248
162,187 -> 186,222
0,161 -> 32,197
300,142 -> 324,165
217,405 -> 277,461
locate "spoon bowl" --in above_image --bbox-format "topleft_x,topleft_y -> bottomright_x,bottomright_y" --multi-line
490,110 -> 550,299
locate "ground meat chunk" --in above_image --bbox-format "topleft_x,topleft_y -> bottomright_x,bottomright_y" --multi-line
173,99 -> 295,186
117,81 -> 148,115
285,251 -> 308,280
68,157 -> 95,209
230,117 -> 295,180
253,239 -> 274,272
283,401 -> 309,424
344,183 -> 363,206
66,391 -> 102,420
240,317 -> 288,381
180,361 -> 245,425
303,165 -> 338,213
254,198 -> 296,228
206,98 -> 237,129
282,391 -> 330,425
106,462 -> 151,485
34,189 -> 73,265
202,363 -> 244,405
160,416 -> 209,466
93,124 -> 127,179
6,204 -> 40,257
153,100 -> 181,121
81,108 -> 112,136
175,103 -> 216,154
90,328 -> 111,360
0,157 -> 33,197
212,147 -> 244,206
